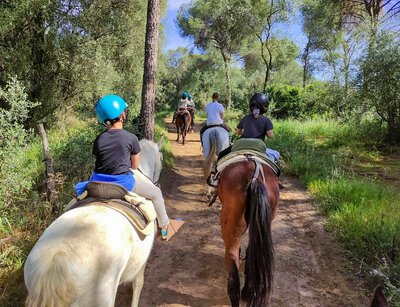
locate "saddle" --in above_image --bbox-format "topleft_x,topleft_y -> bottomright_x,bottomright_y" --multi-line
207,138 -> 281,188
65,181 -> 156,236
200,123 -> 232,146
177,108 -> 190,117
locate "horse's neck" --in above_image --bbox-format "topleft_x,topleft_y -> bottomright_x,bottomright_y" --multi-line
138,139 -> 161,182
139,158 -> 154,181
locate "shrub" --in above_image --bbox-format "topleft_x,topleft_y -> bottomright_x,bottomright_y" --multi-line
267,84 -> 305,119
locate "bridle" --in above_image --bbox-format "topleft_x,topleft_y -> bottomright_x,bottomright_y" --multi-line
137,168 -> 161,188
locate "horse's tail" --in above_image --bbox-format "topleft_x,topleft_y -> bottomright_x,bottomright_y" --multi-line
241,177 -> 274,307
203,129 -> 218,181
25,250 -> 79,307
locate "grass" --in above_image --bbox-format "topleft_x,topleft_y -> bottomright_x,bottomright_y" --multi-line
267,118 -> 400,303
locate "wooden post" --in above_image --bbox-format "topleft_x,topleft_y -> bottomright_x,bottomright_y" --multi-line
38,124 -> 56,209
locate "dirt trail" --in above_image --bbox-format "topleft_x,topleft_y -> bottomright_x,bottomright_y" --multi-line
116,119 -> 369,307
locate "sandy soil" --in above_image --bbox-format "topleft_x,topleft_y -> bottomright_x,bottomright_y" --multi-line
116,118 -> 370,307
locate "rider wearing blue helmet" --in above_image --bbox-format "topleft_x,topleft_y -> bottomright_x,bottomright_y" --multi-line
75,95 -> 170,239
96,94 -> 128,127
172,92 -> 189,123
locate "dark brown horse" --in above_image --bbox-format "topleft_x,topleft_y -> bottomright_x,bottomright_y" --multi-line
217,159 -> 279,307
175,109 -> 191,145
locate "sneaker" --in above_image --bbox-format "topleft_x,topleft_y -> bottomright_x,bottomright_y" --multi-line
161,228 -> 168,240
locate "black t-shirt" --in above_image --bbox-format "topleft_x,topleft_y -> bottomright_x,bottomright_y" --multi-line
237,114 -> 274,140
93,129 -> 141,175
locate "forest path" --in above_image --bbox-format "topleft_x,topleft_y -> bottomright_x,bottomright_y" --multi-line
116,118 -> 369,307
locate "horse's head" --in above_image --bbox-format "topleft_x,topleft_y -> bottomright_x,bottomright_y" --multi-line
139,137 -> 164,185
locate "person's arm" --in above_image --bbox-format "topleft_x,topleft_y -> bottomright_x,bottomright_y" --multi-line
265,117 -> 274,139
236,117 -> 244,135
236,128 -> 243,135
219,104 -> 224,120
131,153 -> 140,170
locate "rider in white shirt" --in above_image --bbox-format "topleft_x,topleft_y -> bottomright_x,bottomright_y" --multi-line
200,92 -> 232,143
187,95 -> 195,108
206,93 -> 224,125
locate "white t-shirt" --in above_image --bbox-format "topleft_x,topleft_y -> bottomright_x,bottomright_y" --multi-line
187,99 -> 195,108
206,101 -> 224,125
177,98 -> 188,109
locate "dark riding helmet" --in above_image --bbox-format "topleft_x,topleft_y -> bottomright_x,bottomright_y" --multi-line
249,93 -> 269,114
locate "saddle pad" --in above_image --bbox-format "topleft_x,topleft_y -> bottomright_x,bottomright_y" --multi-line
125,192 -> 157,223
231,138 -> 266,154
102,200 -> 155,236
65,197 -> 156,236
217,152 -> 281,177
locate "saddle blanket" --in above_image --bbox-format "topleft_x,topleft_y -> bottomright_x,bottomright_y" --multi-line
216,151 -> 281,178
66,184 -> 157,236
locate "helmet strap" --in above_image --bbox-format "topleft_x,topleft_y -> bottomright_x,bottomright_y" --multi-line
102,117 -> 120,128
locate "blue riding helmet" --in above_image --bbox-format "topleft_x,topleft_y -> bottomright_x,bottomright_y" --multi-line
188,94 -> 192,99
182,92 -> 188,99
96,95 -> 128,124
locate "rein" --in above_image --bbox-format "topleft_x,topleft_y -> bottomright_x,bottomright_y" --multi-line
137,168 -> 160,188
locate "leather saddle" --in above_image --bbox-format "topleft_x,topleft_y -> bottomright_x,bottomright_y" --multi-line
66,181 -> 156,236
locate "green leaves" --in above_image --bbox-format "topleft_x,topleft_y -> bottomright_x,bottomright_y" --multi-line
358,31 -> 400,143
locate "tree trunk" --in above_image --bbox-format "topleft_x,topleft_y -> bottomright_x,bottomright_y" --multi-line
303,40 -> 311,88
221,51 -> 232,110
263,44 -> 272,92
140,0 -> 161,141
38,124 -> 56,210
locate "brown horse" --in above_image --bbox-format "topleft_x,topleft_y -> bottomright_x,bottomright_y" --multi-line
217,159 -> 279,307
175,109 -> 191,145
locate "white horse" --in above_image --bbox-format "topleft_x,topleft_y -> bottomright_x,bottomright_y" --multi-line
24,138 -> 163,307
201,127 -> 230,199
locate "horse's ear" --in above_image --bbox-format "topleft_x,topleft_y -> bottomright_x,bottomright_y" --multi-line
157,136 -> 164,151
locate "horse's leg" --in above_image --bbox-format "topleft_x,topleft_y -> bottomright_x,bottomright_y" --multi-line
220,188 -> 247,307
131,263 -> 146,307
176,122 -> 180,142
223,225 -> 247,307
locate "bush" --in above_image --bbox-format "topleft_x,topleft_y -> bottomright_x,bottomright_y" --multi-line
267,84 -> 304,119
0,78 -> 42,208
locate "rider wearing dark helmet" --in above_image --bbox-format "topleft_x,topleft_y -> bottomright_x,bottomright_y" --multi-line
217,93 -> 276,160
235,93 -> 274,140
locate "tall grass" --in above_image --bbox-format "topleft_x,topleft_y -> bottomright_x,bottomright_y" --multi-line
268,118 -> 400,303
